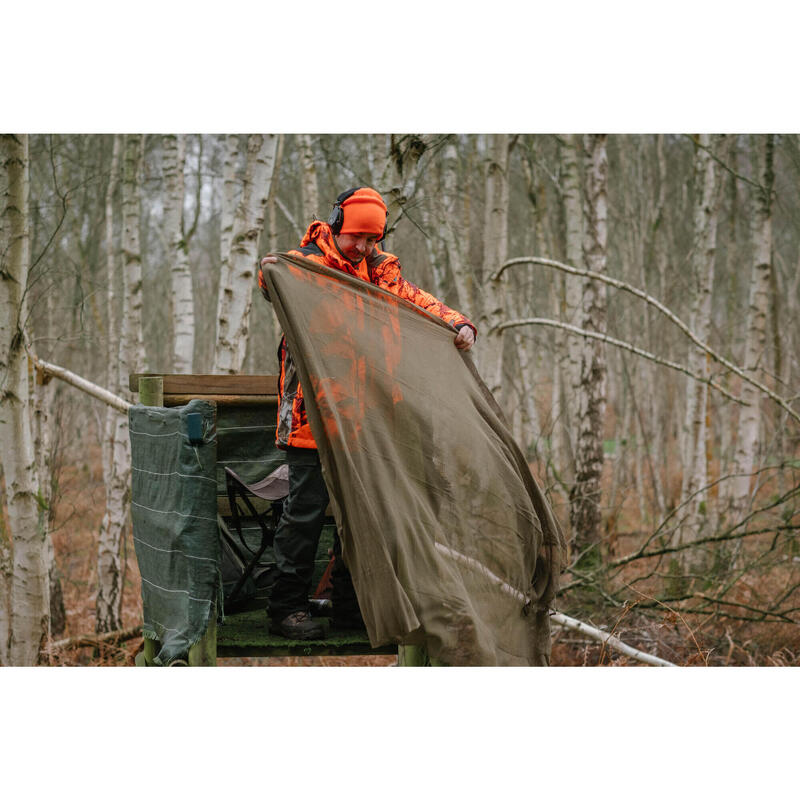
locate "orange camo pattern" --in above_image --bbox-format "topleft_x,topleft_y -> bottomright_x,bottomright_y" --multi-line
261,221 -> 477,450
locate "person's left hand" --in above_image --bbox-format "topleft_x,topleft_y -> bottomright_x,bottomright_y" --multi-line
454,326 -> 475,351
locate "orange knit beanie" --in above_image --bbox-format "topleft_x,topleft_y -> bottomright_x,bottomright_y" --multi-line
339,188 -> 388,237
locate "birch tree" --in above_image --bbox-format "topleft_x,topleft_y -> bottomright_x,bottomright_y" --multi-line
298,134 -> 319,224
675,134 -> 722,560
163,134 -> 195,373
723,135 -> 775,526
96,133 -> 143,633
213,134 -> 278,373
569,134 -> 608,553
480,134 -> 512,398
560,133 -> 584,485
0,134 -> 49,665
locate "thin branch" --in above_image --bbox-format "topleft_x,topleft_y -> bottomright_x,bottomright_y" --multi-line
28,353 -> 131,414
494,316 -> 744,405
274,196 -> 303,239
48,625 -> 142,650
494,256 -> 800,425
550,612 -> 676,667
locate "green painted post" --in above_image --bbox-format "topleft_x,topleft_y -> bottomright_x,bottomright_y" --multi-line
138,375 -> 163,407
398,644 -> 429,666
137,376 -> 164,666
188,611 -> 217,666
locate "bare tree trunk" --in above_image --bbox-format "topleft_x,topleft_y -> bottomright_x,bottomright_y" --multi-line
96,133 -> 143,633
569,134 -> 608,553
724,135 -> 774,525
213,134 -> 278,374
0,134 -> 49,664
298,134 -> 319,224
479,134 -> 512,399
163,134 -> 195,373
676,134 -> 722,561
560,133 -> 584,488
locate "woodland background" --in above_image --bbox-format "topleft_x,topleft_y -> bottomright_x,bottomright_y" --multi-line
2,132 -> 799,666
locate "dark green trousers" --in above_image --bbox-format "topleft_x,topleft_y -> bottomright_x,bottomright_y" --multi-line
269,447 -> 329,621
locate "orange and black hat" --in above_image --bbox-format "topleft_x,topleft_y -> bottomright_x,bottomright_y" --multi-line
328,187 -> 388,239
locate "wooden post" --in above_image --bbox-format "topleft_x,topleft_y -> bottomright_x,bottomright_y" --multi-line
137,376 -> 164,666
188,612 -> 217,666
138,375 -> 164,407
397,644 -> 446,666
398,645 -> 429,666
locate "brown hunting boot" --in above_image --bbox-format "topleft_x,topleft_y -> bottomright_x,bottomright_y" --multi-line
271,610 -> 325,640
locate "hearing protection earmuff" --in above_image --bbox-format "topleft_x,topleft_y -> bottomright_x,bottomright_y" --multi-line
327,187 -> 389,243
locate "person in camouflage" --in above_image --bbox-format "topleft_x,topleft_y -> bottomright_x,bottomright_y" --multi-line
258,187 -> 476,639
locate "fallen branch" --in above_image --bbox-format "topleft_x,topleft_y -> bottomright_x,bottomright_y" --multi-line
48,624 -> 143,651
493,317 -> 743,405
434,542 -> 675,666
29,354 -> 132,414
495,256 -> 800,425
550,611 -> 676,667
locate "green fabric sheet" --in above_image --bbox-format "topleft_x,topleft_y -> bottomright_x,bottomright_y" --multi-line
262,253 -> 567,666
129,399 -> 219,665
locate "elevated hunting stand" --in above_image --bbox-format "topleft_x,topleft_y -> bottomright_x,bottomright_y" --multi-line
128,374 -> 402,666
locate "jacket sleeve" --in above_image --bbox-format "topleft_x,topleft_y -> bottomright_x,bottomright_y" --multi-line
367,251 -> 477,337
257,265 -> 271,302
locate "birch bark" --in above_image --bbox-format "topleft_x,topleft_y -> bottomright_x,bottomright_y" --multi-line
163,134 -> 195,373
298,134 -> 319,223
676,134 -> 722,559
560,134 -> 584,485
0,134 -> 49,664
96,133 -> 143,632
213,134 -> 278,373
479,134 -> 511,398
569,134 -> 608,552
724,135 -> 774,524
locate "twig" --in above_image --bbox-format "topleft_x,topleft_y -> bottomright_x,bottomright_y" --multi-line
48,625 -> 142,651
493,317 -> 744,405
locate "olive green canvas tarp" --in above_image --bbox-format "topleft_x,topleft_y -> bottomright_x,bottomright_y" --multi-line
129,399 -> 219,665
262,253 -> 566,666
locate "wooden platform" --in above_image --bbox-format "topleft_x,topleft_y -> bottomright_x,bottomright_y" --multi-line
216,607 -> 397,659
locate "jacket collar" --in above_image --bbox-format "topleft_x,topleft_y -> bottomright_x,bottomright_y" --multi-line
300,221 -> 366,278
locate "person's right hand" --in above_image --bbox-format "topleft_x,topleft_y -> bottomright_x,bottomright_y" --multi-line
260,255 -> 278,267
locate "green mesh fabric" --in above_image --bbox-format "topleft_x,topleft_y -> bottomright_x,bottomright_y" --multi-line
261,253 -> 566,666
214,402 -> 285,495
129,399 -> 219,665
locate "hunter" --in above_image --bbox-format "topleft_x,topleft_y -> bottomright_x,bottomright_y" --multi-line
258,186 -> 476,639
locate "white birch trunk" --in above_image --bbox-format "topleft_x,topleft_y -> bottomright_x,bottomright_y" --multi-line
213,134 -> 278,374
96,133 -> 143,633
163,134 -> 195,373
0,134 -> 49,665
570,134 -> 608,551
101,135 -> 121,480
676,134 -> 721,557
724,135 -> 774,524
298,134 -> 319,223
479,134 -> 511,399
560,134 -> 584,486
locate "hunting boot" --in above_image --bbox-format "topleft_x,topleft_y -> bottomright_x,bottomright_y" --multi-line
271,609 -> 325,640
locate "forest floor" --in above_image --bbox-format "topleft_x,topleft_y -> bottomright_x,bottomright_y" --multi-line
37,442 -> 800,667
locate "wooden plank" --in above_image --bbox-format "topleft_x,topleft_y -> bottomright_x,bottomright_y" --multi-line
130,374 -> 279,396
164,394 -> 277,407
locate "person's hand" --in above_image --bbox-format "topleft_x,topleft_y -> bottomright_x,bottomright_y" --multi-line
454,326 -> 475,351
260,255 -> 278,267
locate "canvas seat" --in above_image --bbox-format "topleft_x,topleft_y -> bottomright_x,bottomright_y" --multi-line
222,464 -> 288,606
